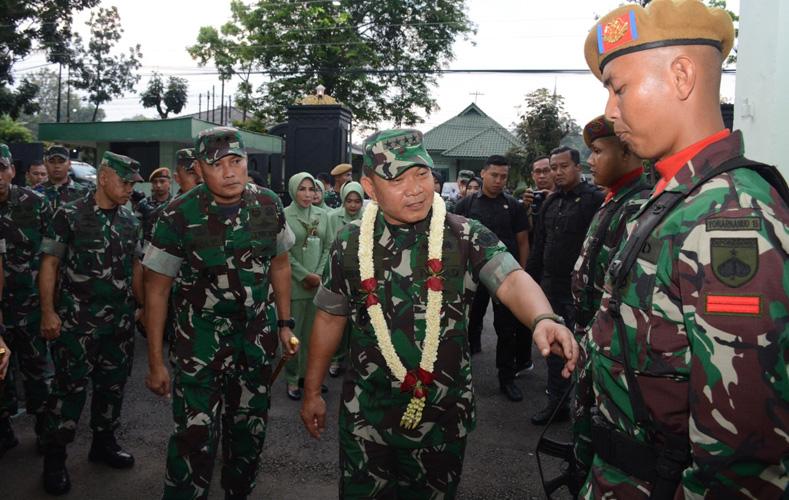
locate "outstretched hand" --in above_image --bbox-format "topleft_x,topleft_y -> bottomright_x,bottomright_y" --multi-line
533,320 -> 578,378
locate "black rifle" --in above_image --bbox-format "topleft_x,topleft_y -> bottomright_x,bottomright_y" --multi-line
535,383 -> 584,499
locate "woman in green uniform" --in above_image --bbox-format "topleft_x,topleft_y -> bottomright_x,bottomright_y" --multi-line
283,173 -> 327,399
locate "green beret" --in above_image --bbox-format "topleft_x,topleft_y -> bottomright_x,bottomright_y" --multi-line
584,0 -> 735,80
0,143 -> 11,167
583,115 -> 616,147
362,129 -> 433,180
102,151 -> 144,182
195,127 -> 246,165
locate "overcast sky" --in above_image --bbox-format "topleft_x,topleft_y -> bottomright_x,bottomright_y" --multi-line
14,0 -> 739,135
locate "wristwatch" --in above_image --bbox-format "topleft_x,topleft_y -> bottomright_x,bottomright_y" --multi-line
277,318 -> 296,329
531,313 -> 565,331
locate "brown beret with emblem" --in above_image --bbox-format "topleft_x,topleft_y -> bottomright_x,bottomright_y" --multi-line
330,163 -> 352,176
583,115 -> 616,147
149,167 -> 171,182
584,0 -> 734,80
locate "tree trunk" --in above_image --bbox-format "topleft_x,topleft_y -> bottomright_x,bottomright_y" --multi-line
92,101 -> 100,122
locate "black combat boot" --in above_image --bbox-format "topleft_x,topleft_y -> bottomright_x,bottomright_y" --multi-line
88,431 -> 135,469
0,417 -> 19,457
42,446 -> 71,495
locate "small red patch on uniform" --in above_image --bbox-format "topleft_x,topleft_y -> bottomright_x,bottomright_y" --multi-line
705,295 -> 761,315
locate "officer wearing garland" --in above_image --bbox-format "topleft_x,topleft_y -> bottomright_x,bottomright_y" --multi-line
143,127 -> 298,500
300,129 -> 578,498
579,1 -> 789,497
0,143 -> 53,456
37,145 -> 90,213
38,151 -> 145,495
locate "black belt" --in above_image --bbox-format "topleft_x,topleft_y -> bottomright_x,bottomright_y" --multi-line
591,418 -> 690,500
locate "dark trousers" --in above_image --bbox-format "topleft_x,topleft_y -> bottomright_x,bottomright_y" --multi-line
546,298 -> 576,406
467,287 -> 532,385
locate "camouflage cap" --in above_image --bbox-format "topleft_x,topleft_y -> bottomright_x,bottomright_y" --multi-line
44,145 -> 70,161
457,170 -> 474,183
583,115 -> 616,147
175,148 -> 196,170
195,126 -> 246,165
362,129 -> 433,180
102,151 -> 144,182
0,143 -> 11,167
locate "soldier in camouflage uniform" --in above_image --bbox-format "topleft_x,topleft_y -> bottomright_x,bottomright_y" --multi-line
325,163 -> 353,209
579,1 -> 789,498
37,145 -> 90,212
568,116 -> 651,472
0,239 -> 10,384
38,151 -> 144,495
143,127 -> 297,500
136,167 -> 173,245
0,143 -> 53,455
300,129 -> 578,499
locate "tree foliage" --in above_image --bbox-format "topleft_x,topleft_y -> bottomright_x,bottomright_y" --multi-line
0,0 -> 99,116
0,115 -> 34,143
189,0 -> 475,127
17,68 -> 105,138
69,6 -> 142,121
140,72 -> 189,119
508,88 -> 579,185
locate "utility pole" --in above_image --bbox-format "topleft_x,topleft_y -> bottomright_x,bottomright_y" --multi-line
66,67 -> 71,123
220,79 -> 225,125
56,64 -> 63,122
198,93 -> 202,118
212,85 -> 216,123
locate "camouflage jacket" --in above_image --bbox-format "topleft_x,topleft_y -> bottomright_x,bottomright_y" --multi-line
582,131 -> 789,499
143,183 -> 295,330
323,189 -> 341,209
37,178 -> 90,213
41,193 -> 141,335
314,210 -> 520,448
136,194 -> 172,245
571,174 -> 651,332
0,185 -> 52,325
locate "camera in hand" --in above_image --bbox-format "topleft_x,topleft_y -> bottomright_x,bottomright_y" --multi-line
532,191 -> 545,213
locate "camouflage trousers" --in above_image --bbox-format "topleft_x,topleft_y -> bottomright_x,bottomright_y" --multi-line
0,314 -> 51,424
163,316 -> 273,500
284,297 -> 316,386
339,427 -> 467,499
41,325 -> 134,447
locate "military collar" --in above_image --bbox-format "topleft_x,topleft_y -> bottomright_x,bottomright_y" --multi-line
658,130 -> 740,196
376,209 -> 431,254
1,184 -> 19,205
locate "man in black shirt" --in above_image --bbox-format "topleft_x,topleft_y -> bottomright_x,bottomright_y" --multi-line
455,156 -> 531,402
526,146 -> 603,424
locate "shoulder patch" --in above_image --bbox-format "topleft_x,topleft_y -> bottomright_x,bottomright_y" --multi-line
705,217 -> 761,232
710,238 -> 758,287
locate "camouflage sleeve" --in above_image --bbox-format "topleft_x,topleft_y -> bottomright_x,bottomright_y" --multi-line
678,205 -> 789,496
467,219 -> 521,295
313,236 -> 350,316
142,210 -> 184,278
40,206 -> 72,260
38,196 -> 53,236
272,193 -> 295,255
0,237 -> 5,255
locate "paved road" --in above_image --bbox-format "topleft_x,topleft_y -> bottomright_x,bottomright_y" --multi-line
3,307 -> 573,499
